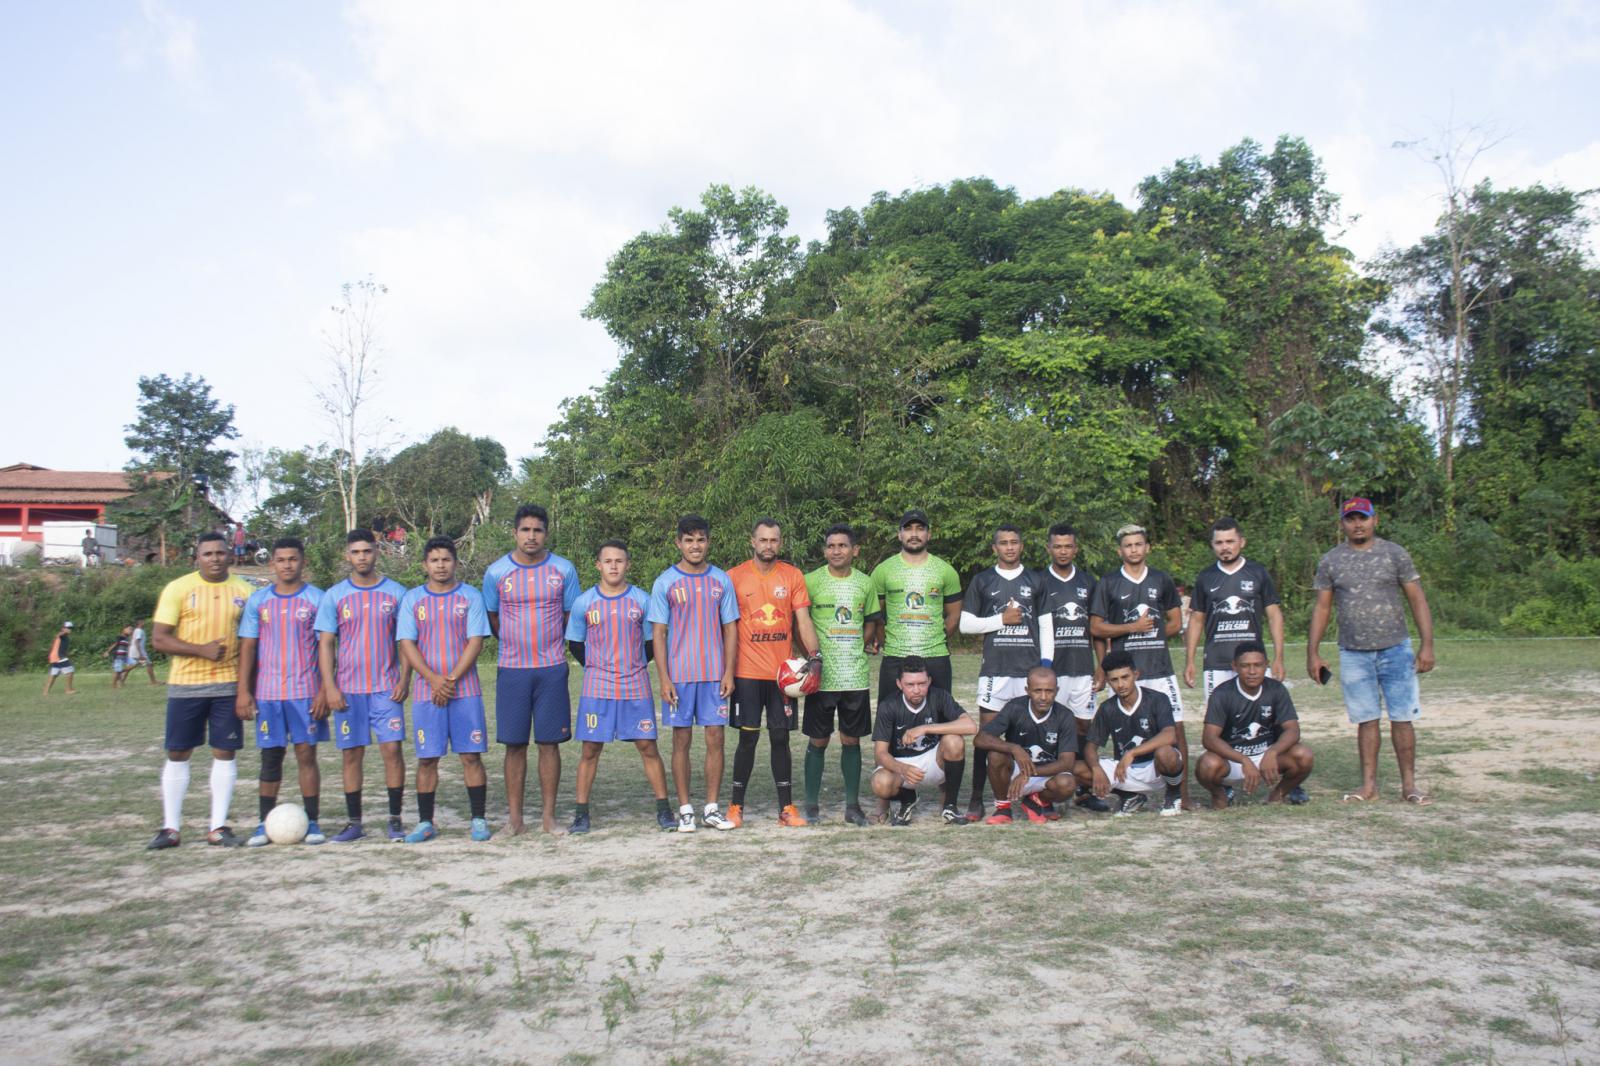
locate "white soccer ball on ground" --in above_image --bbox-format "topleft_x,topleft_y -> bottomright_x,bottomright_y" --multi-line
264,802 -> 309,845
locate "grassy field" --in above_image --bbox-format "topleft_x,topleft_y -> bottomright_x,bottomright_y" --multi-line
1,641 -> 1597,1065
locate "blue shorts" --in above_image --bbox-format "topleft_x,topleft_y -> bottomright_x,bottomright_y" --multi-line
413,695 -> 489,758
664,681 -> 728,728
333,692 -> 407,750
495,664 -> 572,745
113,657 -> 128,672
1339,640 -> 1421,724
254,698 -> 330,748
577,696 -> 658,743
165,695 -> 243,752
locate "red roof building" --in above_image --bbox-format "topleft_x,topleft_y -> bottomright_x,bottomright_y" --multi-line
0,463 -> 170,542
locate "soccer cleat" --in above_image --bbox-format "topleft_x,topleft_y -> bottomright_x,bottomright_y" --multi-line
703,808 -> 735,832
804,804 -> 821,823
725,804 -> 744,829
304,821 -> 327,845
941,803 -> 966,825
779,805 -> 808,827
985,806 -> 1014,825
964,803 -> 984,824
246,824 -> 270,848
843,805 -> 870,827
387,818 -> 405,841
145,828 -> 180,850
331,822 -> 365,843
207,826 -> 243,848
1114,793 -> 1148,817
1224,786 -> 1237,804
676,811 -> 697,833
402,820 -> 437,843
1287,786 -> 1310,805
1019,795 -> 1049,824
1075,792 -> 1111,813
656,808 -> 678,831
1161,788 -> 1183,817
1035,798 -> 1062,821
567,812 -> 590,835
891,797 -> 918,826
470,817 -> 492,841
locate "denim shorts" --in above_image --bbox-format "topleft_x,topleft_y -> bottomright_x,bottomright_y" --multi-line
1338,639 -> 1421,724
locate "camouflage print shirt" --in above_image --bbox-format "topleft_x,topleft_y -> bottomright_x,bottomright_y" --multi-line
1313,538 -> 1421,651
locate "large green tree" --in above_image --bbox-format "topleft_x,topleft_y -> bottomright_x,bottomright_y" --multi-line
116,373 -> 239,558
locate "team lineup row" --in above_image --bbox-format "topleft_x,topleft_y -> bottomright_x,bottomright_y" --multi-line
143,499 -> 1433,849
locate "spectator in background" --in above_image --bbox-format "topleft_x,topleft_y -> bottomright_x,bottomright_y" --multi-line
81,529 -> 101,568
232,523 -> 247,562
129,619 -> 159,685
107,625 -> 133,688
43,621 -> 77,696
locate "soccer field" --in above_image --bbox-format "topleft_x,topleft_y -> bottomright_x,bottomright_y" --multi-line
1,643 -> 1597,1065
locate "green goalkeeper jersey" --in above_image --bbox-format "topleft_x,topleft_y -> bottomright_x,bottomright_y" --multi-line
870,554 -> 962,658
804,567 -> 879,691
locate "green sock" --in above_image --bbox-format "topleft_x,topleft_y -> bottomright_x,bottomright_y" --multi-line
655,798 -> 671,814
575,803 -> 589,818
841,744 -> 862,807
804,744 -> 826,807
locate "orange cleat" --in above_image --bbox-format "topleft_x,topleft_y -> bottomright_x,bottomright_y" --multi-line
779,804 -> 809,827
726,804 -> 744,828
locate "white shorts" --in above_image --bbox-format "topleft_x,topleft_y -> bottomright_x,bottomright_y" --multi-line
876,747 -> 946,789
1222,751 -> 1267,784
1203,668 -> 1274,702
977,675 -> 1029,711
1099,755 -> 1182,794
1009,761 -> 1050,797
1137,675 -> 1186,722
49,663 -> 75,676
1055,674 -> 1096,720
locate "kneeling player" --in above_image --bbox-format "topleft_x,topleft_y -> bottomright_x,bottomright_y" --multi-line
1076,651 -> 1185,816
1196,641 -> 1313,808
565,541 -> 676,834
397,537 -> 493,843
975,666 -> 1076,824
870,657 -> 976,825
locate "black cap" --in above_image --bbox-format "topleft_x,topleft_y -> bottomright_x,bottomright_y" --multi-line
899,509 -> 929,529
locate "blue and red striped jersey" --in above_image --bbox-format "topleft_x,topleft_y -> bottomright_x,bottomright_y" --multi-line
566,585 -> 652,701
397,583 -> 491,703
646,565 -> 739,684
314,577 -> 407,695
239,585 -> 323,700
481,552 -> 579,668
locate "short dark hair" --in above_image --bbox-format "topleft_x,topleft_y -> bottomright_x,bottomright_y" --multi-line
196,531 -> 227,548
897,656 -> 930,679
993,523 -> 1023,543
823,523 -> 857,545
751,516 -> 781,534
514,504 -> 550,529
423,535 -> 457,559
1100,650 -> 1135,674
271,537 -> 305,555
677,514 -> 710,538
346,528 -> 376,545
1047,523 -> 1078,541
1211,517 -> 1242,536
597,539 -> 629,557
1231,640 -> 1267,661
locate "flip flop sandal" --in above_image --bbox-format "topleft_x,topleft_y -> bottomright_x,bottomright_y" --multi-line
1402,791 -> 1433,806
1340,792 -> 1371,803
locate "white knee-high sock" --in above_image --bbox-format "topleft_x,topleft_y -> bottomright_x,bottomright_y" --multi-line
161,760 -> 190,831
209,758 -> 238,830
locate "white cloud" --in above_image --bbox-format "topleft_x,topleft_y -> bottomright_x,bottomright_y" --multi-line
119,0 -> 201,87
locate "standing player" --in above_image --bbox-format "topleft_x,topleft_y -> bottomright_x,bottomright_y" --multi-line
397,536 -> 493,842
648,515 -> 740,833
316,529 -> 411,842
145,532 -> 254,849
974,667 -> 1078,823
236,538 -> 329,846
1196,641 -> 1314,807
727,518 -> 821,827
564,541 -> 676,834
42,621 -> 76,696
482,504 -> 580,836
869,657 -> 975,825
1075,651 -> 1186,816
1089,524 -> 1189,812
1038,523 -> 1108,811
1184,518 -> 1286,696
802,524 -> 882,826
959,524 -> 1049,821
868,510 -> 962,700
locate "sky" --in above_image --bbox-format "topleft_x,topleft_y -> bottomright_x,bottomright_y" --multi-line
3,0 -> 1597,492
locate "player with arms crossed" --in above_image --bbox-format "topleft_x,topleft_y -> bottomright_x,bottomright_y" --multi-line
564,540 -> 676,834
483,504 -> 580,835
236,538 -> 329,846
648,515 -> 740,833
975,666 -> 1078,823
1196,641 -> 1313,807
146,531 -> 255,849
727,518 -> 821,827
802,524 -> 882,826
1089,524 -> 1189,813
959,524 -> 1050,821
870,657 -> 976,825
1038,523 -> 1109,811
397,536 -> 493,843
316,529 -> 411,842
1075,651 -> 1185,816
868,509 -> 962,700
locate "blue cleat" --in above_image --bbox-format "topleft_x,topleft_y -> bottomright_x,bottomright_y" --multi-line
245,824 -> 270,848
304,820 -> 327,845
568,811 -> 591,835
470,817 -> 492,841
656,808 -> 677,831
331,822 -> 364,843
387,818 -> 405,841
402,820 -> 437,844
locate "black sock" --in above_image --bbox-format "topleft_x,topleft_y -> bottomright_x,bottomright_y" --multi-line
968,746 -> 986,806
771,729 -> 793,808
730,729 -> 760,806
656,797 -> 671,814
467,784 -> 486,819
304,795 -> 319,821
896,787 -> 916,805
387,786 -> 403,818
943,755 -> 966,809
345,789 -> 362,822
259,794 -> 276,821
418,791 -> 435,824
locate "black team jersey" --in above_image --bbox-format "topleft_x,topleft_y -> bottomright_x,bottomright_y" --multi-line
1191,559 -> 1280,670
1039,565 -> 1096,677
963,566 -> 1046,678
980,696 -> 1075,767
1088,687 -> 1177,765
1089,566 -> 1181,677
872,688 -> 968,760
1203,677 -> 1297,756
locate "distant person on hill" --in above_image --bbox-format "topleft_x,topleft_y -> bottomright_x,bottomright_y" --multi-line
43,621 -> 77,696
232,523 -> 247,563
81,530 -> 101,568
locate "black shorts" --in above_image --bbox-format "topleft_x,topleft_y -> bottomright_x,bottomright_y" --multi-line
731,678 -> 795,731
878,655 -> 953,705
802,690 -> 871,739
165,695 -> 243,752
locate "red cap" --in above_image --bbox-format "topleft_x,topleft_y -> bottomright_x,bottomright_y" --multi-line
1340,497 -> 1374,517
